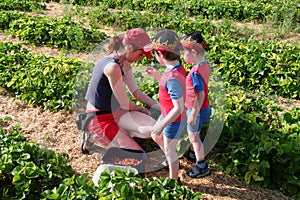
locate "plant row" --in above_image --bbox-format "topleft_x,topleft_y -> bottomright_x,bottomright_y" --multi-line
0,42 -> 82,110
0,117 -> 202,199
89,6 -> 300,99
0,11 -> 107,51
0,0 -> 46,11
87,8 -> 300,99
4,0 -> 299,28
65,0 -> 300,27
208,34 -> 300,99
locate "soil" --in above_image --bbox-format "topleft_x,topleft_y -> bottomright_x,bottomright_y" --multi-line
0,2 -> 297,199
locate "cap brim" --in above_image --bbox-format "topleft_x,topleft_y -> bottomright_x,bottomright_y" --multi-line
143,50 -> 153,59
143,44 -> 154,52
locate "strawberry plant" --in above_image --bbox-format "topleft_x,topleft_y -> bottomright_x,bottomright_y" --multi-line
214,86 -> 300,198
0,0 -> 46,11
0,11 -> 107,51
74,0 -> 300,27
93,168 -> 203,200
208,35 -> 300,99
0,41 -> 82,110
0,118 -> 75,199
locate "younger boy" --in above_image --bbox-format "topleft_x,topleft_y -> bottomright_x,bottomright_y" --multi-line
181,32 -> 211,178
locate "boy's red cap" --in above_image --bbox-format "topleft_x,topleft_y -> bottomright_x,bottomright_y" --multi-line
125,28 -> 153,59
181,33 -> 207,51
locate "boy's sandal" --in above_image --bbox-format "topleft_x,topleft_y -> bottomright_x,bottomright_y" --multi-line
186,165 -> 211,178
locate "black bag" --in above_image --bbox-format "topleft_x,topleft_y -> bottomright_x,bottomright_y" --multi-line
76,112 -> 96,131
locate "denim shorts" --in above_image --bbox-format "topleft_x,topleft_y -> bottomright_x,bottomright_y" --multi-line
187,106 -> 210,132
159,116 -> 187,139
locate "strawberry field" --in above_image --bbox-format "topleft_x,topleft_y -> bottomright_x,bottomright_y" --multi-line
0,0 -> 299,199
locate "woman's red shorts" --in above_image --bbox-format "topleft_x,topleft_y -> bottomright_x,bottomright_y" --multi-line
87,108 -> 126,146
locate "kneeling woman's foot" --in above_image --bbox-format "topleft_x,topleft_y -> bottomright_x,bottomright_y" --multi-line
154,158 -> 169,170
186,163 -> 211,178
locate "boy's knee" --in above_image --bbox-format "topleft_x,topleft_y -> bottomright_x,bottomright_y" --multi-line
189,135 -> 199,143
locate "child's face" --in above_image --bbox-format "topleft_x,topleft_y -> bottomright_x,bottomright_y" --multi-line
181,47 -> 195,65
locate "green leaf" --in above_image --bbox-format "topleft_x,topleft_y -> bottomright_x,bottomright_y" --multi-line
75,173 -> 89,186
43,189 -> 60,200
64,175 -> 75,185
24,161 -> 40,178
12,171 -> 25,185
260,161 -> 270,169
252,172 -> 264,182
120,185 -> 129,198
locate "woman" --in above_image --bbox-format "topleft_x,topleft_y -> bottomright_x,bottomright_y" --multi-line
84,28 -> 159,151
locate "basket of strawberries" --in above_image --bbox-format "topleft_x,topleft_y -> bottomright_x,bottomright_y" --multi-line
101,147 -> 146,174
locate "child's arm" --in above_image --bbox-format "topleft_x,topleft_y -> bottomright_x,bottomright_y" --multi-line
187,73 -> 205,126
146,67 -> 161,82
152,78 -> 185,135
187,91 -> 204,126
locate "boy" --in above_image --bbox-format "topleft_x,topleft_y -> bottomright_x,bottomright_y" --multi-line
181,32 -> 211,178
144,29 -> 186,182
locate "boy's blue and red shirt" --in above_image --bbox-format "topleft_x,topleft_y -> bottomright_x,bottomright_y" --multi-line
185,62 -> 210,110
159,64 -> 186,122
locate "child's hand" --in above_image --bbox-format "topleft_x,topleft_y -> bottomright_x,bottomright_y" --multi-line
146,67 -> 157,76
151,118 -> 164,136
146,67 -> 161,81
187,115 -> 197,126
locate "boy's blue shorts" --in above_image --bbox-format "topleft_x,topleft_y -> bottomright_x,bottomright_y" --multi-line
187,106 -> 210,132
159,116 -> 187,139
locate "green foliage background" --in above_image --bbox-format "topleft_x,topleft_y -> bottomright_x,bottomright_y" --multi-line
0,0 -> 299,199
